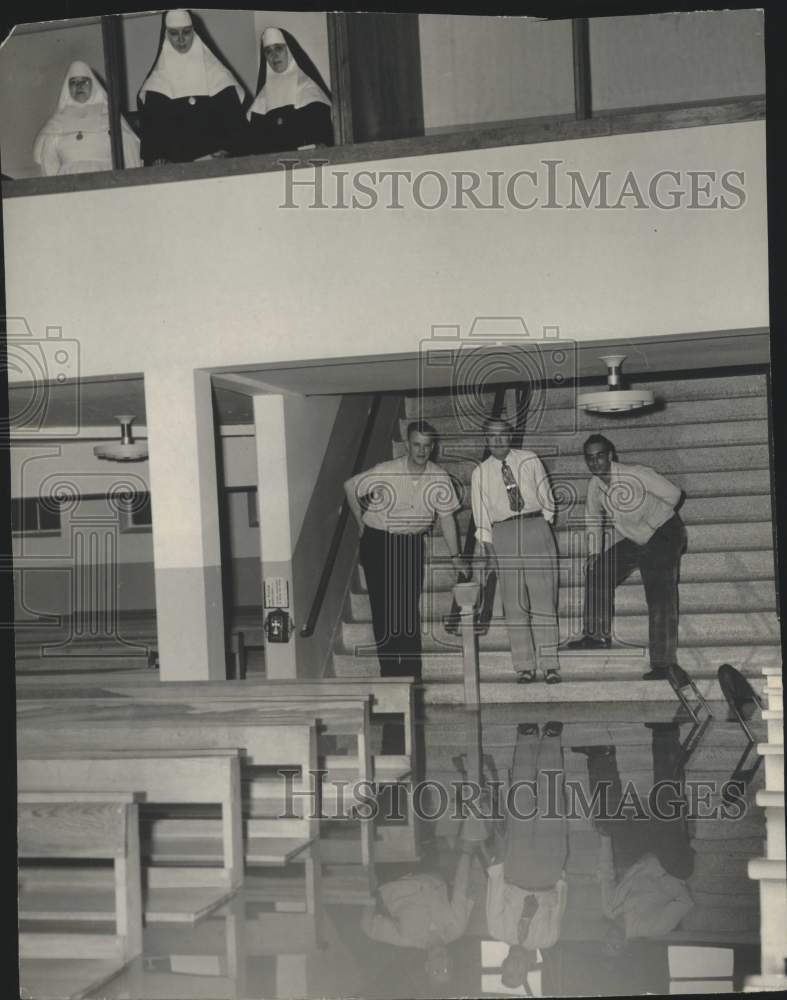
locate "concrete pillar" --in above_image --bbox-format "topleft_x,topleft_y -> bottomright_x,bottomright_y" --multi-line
254,394 -> 297,679
146,368 -> 226,680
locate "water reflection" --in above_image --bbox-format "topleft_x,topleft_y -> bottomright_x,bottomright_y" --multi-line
75,707 -> 765,999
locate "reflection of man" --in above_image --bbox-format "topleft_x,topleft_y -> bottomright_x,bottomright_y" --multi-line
574,724 -> 695,953
566,434 -> 686,680
344,421 -> 462,680
471,418 -> 560,684
360,843 -> 477,984
484,721 -> 568,966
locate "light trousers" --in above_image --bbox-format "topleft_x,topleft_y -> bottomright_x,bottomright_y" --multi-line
491,515 -> 560,676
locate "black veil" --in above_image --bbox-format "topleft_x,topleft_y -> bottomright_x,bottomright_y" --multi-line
138,9 -> 248,107
254,28 -> 332,102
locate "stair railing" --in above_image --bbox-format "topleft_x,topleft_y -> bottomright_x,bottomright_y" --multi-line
299,395 -> 382,638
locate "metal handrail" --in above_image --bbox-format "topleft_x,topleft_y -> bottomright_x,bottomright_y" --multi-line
299,394 -> 382,638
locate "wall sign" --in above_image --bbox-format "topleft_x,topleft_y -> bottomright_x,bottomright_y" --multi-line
264,577 -> 290,609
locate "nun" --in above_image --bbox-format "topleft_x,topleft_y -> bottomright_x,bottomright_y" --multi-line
138,9 -> 247,165
245,27 -> 333,155
33,61 -> 141,176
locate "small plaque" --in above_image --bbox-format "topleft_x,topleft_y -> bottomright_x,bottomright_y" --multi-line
264,577 -> 289,609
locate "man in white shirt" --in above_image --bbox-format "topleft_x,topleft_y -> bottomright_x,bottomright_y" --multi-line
345,421 -> 463,681
360,840 -> 478,984
471,417 -> 560,683
484,720 -> 568,944
565,434 -> 686,680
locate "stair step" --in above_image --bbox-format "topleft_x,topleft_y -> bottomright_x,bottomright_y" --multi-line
333,645 -> 777,680
417,677 -> 761,705
394,419 -> 768,458
358,550 -> 775,594
349,581 -> 777,622
429,520 -> 775,555
420,655 -> 773,683
439,469 -> 772,502
400,395 -> 768,443
404,374 -> 767,417
450,496 -> 773,533
340,611 -> 780,653
437,444 -> 772,479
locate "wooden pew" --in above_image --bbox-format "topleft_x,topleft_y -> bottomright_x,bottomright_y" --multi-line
18,791 -> 143,1000
17,706 -> 321,866
19,749 -> 244,924
17,674 -> 415,778
17,692 -> 410,868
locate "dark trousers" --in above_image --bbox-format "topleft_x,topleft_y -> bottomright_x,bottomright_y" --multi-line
588,724 -> 694,881
584,514 -> 687,669
360,526 -> 425,680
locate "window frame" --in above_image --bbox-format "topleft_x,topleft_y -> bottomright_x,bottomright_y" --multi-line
11,497 -> 63,537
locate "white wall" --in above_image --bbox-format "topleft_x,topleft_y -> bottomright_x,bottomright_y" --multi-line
419,15 -> 574,132
417,11 -> 765,132
283,394 -> 342,547
591,11 -> 765,112
4,121 -> 769,384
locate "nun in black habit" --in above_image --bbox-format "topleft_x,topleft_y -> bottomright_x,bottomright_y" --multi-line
137,9 -> 247,165
245,27 -> 333,155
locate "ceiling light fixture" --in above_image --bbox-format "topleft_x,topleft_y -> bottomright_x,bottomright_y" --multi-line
577,355 -> 654,413
93,414 -> 148,462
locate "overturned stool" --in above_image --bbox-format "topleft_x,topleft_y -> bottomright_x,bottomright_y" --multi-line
668,663 -> 713,724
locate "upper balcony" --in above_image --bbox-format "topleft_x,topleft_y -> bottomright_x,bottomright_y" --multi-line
0,9 -> 766,199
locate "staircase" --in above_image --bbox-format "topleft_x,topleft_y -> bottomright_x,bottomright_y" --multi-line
332,371 -> 780,703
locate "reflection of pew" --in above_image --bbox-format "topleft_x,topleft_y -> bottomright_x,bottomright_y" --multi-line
18,791 -> 143,1000
19,750 -> 244,923
104,893 -> 247,1000
17,705 -> 319,866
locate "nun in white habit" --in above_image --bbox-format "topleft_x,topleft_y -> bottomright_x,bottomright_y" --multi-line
137,8 -> 246,165
245,27 -> 333,155
33,61 -> 141,176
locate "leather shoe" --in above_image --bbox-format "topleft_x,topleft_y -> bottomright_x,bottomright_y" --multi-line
642,669 -> 668,680
563,635 -> 611,650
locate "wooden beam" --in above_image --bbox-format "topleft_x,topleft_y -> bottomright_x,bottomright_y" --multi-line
327,13 -> 353,146
572,18 -> 592,120
101,16 -> 126,170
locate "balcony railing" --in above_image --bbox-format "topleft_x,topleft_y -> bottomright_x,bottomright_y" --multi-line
1,94 -> 765,200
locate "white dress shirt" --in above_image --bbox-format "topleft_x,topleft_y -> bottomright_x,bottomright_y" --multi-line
471,449 -> 555,547
486,863 -> 567,949
597,840 -> 694,939
586,461 -> 681,553
357,456 -> 460,535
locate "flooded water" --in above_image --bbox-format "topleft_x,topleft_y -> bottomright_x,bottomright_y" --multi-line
21,702 -> 766,999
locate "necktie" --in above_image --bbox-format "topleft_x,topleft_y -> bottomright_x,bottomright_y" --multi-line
501,459 -> 525,512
